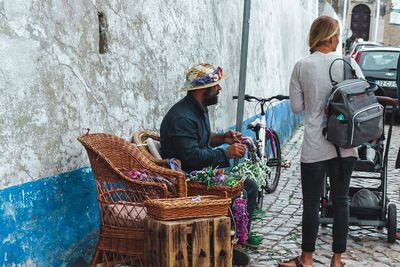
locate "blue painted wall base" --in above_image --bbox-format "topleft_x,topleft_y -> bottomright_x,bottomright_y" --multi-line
0,101 -> 302,266
0,168 -> 99,266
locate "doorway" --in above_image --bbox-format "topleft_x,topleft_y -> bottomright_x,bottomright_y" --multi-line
351,4 -> 371,41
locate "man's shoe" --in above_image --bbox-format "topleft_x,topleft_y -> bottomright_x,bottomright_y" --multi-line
233,247 -> 250,266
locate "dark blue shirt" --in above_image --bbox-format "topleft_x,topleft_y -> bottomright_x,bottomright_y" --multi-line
160,94 -> 229,173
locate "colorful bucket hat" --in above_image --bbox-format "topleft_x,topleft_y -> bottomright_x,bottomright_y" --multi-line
178,63 -> 227,91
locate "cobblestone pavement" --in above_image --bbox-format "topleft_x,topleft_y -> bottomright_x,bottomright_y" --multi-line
247,125 -> 400,267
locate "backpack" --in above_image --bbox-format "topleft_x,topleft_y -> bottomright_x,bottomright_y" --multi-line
325,56 -> 384,149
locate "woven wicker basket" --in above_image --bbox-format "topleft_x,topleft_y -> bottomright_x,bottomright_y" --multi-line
187,179 -> 244,199
145,196 -> 231,220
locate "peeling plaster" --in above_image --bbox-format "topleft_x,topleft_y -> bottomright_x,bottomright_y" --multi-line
2,202 -> 16,222
2,234 -> 16,245
0,0 -> 317,189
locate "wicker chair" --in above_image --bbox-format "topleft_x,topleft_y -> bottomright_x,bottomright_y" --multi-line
78,133 -> 187,267
132,130 -> 243,199
131,131 -> 169,164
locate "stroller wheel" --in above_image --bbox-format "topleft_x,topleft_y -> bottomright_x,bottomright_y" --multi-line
387,203 -> 397,243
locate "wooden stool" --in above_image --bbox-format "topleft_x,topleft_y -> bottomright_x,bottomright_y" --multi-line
144,216 -> 232,267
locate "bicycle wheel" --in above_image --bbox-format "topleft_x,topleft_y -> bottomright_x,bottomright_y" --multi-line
264,130 -> 281,193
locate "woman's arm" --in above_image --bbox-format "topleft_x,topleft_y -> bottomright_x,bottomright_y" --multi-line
351,57 -> 365,79
289,62 -> 304,113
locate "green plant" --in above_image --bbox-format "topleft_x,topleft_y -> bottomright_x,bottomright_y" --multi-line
229,159 -> 270,188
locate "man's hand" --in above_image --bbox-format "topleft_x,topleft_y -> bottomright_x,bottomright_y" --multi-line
223,130 -> 242,145
226,143 -> 246,158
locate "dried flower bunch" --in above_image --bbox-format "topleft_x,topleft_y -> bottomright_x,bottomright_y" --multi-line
230,136 -> 271,188
124,169 -> 177,194
187,167 -> 240,187
230,159 -> 270,188
233,197 -> 249,244
186,136 -> 270,188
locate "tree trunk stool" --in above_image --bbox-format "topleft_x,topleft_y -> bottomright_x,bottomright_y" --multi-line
144,216 -> 232,267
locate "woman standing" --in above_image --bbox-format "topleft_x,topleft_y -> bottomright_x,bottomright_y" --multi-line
278,16 -> 359,267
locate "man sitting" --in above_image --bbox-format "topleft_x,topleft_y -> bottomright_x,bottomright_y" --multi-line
160,63 -> 258,232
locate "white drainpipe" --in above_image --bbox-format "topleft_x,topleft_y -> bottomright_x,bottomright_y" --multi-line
374,0 -> 381,41
343,0 -> 348,31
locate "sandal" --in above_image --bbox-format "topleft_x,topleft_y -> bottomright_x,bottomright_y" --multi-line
278,256 -> 313,267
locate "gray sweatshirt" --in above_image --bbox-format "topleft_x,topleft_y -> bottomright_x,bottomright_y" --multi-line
289,51 -> 359,163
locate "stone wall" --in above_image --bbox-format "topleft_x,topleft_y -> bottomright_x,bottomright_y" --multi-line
384,0 -> 400,45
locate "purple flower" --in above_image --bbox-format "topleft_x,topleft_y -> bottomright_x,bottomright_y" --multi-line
213,174 -> 225,185
241,136 -> 257,151
192,75 -> 213,86
126,170 -> 141,180
233,198 -> 249,244
191,67 -> 222,86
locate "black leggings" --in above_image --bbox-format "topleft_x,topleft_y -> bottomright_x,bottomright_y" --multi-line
301,157 -> 357,253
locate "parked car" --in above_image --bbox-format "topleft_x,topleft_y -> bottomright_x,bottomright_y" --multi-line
356,46 -> 400,111
350,41 -> 382,59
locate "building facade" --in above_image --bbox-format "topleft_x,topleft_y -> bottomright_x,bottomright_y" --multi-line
330,0 -> 400,45
383,0 -> 400,45
346,0 -> 384,41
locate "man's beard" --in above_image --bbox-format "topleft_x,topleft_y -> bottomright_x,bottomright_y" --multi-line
204,90 -> 219,106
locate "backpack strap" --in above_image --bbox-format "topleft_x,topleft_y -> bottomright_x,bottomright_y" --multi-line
343,55 -> 356,79
335,145 -> 342,159
329,57 -> 356,85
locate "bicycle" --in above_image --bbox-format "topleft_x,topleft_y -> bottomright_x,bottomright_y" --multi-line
233,94 -> 289,198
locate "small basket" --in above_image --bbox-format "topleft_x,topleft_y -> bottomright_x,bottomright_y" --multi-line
144,196 -> 232,220
187,179 -> 244,199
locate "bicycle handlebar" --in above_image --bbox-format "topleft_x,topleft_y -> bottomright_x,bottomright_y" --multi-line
233,94 -> 289,102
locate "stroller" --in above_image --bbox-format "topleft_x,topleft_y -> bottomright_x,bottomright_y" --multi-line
320,96 -> 398,243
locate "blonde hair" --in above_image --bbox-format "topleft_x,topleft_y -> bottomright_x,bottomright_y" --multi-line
308,16 -> 340,52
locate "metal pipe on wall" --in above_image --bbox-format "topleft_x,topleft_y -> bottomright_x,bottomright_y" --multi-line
235,0 -> 251,133
342,0 -> 348,31
374,0 -> 381,41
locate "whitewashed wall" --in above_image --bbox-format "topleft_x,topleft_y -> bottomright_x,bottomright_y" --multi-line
237,0 -> 318,124
0,0 -> 318,188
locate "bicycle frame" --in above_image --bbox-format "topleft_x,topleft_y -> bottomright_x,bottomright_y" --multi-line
234,93 -> 288,194
248,101 -> 276,161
